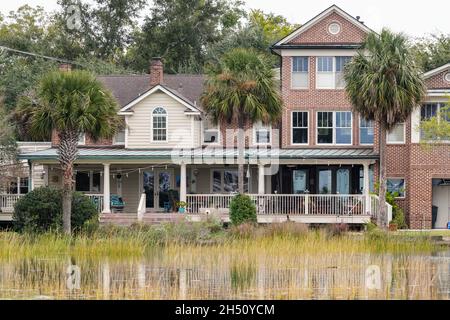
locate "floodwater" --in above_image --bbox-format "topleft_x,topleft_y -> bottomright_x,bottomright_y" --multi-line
0,250 -> 449,300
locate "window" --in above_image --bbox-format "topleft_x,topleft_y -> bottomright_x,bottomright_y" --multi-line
114,129 -> 126,145
360,117 -> 374,145
254,122 -> 271,145
318,169 -> 332,194
359,165 -> 375,193
78,133 -> 86,145
386,123 -> 405,144
421,103 -> 450,140
211,169 -> 248,193
317,111 -> 352,145
387,178 -> 405,198
75,171 -> 101,192
152,107 -> 167,142
316,56 -> 352,89
292,57 -> 309,89
292,111 -> 308,144
203,116 -> 220,144
336,168 -> 350,194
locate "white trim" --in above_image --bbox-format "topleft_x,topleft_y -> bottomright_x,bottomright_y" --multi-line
359,116 -> 374,146
253,122 -> 272,146
291,110 -> 309,146
387,177 -> 406,199
386,122 -> 406,145
202,117 -> 221,146
280,49 -> 358,57
124,116 -> 129,148
316,111 -> 353,146
275,5 -> 372,46
422,63 -> 450,79
151,106 -> 168,143
118,85 -> 200,113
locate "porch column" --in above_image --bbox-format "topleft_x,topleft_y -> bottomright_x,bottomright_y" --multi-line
363,163 -> 370,214
102,163 -> 111,214
17,177 -> 21,195
180,162 -> 187,202
258,164 -> 265,194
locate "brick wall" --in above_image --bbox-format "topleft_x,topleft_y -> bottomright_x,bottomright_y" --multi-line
424,70 -> 450,89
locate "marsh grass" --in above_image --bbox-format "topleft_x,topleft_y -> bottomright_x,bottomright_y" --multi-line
0,222 -> 441,262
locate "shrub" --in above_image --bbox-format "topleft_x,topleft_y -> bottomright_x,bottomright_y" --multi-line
325,223 -> 349,237
229,194 -> 257,226
13,187 -> 98,233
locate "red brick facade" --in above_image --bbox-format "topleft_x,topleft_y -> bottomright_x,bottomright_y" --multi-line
424,70 -> 450,89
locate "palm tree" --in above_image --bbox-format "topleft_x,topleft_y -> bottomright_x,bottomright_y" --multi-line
344,29 -> 426,228
201,48 -> 283,193
30,70 -> 120,234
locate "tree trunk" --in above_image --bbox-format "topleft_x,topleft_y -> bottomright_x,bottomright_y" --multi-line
58,130 -> 79,235
378,121 -> 388,229
237,117 -> 245,194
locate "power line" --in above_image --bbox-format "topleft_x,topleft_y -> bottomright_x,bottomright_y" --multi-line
0,45 -> 83,66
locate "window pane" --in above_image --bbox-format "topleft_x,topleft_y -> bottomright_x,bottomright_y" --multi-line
360,118 -> 374,144
293,170 -> 307,194
336,57 -> 351,72
92,173 -> 100,192
292,73 -> 308,88
256,130 -> 270,143
387,179 -> 405,197
336,128 -> 351,144
114,130 -> 125,144
337,169 -> 350,194
213,171 -> 222,193
318,128 -> 333,144
421,104 -> 438,120
387,123 -> 405,143
204,130 -> 219,143
75,172 -> 90,192
293,128 -> 308,144
224,171 -> 238,193
318,57 -> 333,72
318,170 -> 332,194
293,57 -> 308,72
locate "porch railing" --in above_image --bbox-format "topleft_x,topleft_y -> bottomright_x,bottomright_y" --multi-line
0,194 -> 25,213
85,194 -> 104,213
186,194 -> 367,216
370,194 -> 393,223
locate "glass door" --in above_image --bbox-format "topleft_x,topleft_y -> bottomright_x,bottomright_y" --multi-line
336,168 -> 350,194
156,170 -> 173,210
143,172 -> 155,209
318,169 -> 333,194
293,169 -> 308,194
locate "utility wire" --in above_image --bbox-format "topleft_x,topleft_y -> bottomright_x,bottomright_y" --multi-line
0,45 -> 83,66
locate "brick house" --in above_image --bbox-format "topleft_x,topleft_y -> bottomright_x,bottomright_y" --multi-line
4,5 -> 448,228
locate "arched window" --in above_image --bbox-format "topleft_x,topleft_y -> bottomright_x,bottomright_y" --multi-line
152,107 -> 167,141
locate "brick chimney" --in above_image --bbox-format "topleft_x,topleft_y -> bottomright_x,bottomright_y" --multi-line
150,57 -> 163,86
59,63 -> 72,72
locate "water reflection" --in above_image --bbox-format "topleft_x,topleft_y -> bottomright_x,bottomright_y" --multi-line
0,250 -> 449,300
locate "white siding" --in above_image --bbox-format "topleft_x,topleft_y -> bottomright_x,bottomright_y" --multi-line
126,92 -> 200,149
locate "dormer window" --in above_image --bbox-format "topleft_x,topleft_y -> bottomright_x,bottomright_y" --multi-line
152,107 -> 167,142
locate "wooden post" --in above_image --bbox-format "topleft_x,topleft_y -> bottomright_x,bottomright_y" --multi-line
102,163 -> 111,214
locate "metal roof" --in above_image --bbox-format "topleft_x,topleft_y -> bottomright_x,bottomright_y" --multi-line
19,147 -> 379,161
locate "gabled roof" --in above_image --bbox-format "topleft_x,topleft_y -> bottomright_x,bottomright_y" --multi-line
97,74 -> 205,110
422,63 -> 450,79
273,4 -> 374,47
118,84 -> 202,115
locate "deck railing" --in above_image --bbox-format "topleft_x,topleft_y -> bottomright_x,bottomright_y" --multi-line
0,194 -> 25,213
370,194 -> 393,223
186,194 -> 367,216
85,194 -> 104,213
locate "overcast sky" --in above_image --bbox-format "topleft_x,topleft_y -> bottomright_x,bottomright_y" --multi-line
1,0 -> 449,38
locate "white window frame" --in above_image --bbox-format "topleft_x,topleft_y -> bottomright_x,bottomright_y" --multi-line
316,111 -> 353,146
291,56 -> 309,89
78,133 -> 86,146
420,102 -> 450,143
386,122 -> 406,145
151,107 -> 168,143
316,56 -> 351,89
291,111 -> 309,145
253,122 -> 272,146
387,177 -> 406,199
359,116 -> 374,146
113,128 -> 126,145
210,169 -> 240,194
202,117 -> 221,146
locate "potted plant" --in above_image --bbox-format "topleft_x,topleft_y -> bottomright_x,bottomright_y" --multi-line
177,201 -> 187,214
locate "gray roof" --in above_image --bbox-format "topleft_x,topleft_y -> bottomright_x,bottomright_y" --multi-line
97,74 -> 205,108
19,148 -> 379,161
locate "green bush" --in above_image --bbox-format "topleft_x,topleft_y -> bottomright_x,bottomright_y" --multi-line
229,194 -> 257,226
13,187 -> 98,233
